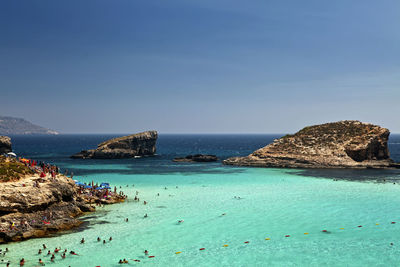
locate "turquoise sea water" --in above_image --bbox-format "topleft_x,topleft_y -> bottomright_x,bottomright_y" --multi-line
2,135 -> 400,266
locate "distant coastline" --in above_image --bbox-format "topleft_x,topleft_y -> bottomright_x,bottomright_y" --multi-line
0,116 -> 58,135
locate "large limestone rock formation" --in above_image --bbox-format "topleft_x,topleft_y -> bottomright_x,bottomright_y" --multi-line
0,136 -> 11,154
223,121 -> 398,169
71,131 -> 158,159
0,158 -> 125,243
0,174 -> 92,243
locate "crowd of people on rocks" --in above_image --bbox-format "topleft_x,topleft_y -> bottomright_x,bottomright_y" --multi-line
18,158 -> 61,180
76,182 -> 127,206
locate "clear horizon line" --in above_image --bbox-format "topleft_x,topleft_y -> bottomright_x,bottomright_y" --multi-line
55,132 -> 290,135
10,132 -> 400,135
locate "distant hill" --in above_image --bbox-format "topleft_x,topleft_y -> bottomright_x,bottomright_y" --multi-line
0,116 -> 59,135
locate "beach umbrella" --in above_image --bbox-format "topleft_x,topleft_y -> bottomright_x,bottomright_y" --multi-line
6,152 -> 17,157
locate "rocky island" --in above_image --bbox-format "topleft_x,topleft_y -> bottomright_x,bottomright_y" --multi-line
173,154 -> 218,162
71,131 -> 158,159
223,121 -> 399,169
0,136 -> 12,154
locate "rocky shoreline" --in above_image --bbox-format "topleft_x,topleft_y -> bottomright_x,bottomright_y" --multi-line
0,173 -> 125,244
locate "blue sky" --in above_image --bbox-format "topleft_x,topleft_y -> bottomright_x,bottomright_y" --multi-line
0,0 -> 399,133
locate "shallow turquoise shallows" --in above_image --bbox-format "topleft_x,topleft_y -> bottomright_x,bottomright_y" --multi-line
2,165 -> 400,267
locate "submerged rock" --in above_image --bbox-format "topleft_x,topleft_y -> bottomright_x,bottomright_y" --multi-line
0,136 -> 11,154
223,120 -> 399,169
71,131 -> 158,159
173,154 -> 218,162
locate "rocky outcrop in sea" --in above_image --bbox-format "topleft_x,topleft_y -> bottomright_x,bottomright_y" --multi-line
71,131 -> 158,159
173,154 -> 218,162
0,136 -> 12,154
223,121 -> 399,169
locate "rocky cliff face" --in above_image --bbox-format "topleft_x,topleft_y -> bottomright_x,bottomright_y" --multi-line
71,131 -> 158,159
0,136 -> 12,154
0,174 -> 93,243
224,121 -> 397,169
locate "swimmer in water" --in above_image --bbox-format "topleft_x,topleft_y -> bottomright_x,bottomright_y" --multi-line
38,249 -> 42,254
144,213 -> 148,218
61,253 -> 66,259
123,259 -> 128,263
178,220 -> 184,223
97,237 -> 101,242
19,258 -> 25,266
50,254 -> 55,262
47,250 -> 51,255
80,238 -> 85,244
103,240 -> 106,244
144,250 -> 149,255
38,258 -> 44,265
43,244 -> 46,249
109,237 -> 112,241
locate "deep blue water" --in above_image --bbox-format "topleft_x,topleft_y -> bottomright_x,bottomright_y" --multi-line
8,134 -> 400,179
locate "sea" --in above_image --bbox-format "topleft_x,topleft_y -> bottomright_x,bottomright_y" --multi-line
2,134 -> 400,267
